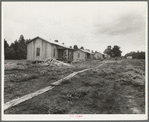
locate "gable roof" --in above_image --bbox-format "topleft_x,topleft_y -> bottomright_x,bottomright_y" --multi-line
74,49 -> 93,54
80,49 -> 92,54
94,52 -> 104,55
26,36 -> 73,50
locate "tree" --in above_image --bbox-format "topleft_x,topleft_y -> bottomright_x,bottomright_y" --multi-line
103,45 -> 112,56
5,47 -> 10,59
112,45 -> 122,57
4,35 -> 27,60
80,46 -> 84,49
4,39 -> 10,59
73,45 -> 78,50
26,39 -> 31,44
5,47 -> 15,59
4,39 -> 9,49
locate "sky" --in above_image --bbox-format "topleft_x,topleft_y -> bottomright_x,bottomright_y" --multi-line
2,2 -> 147,56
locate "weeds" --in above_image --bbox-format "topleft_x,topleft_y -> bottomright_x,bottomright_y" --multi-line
4,59 -> 145,114
10,74 -> 38,82
61,89 -> 88,101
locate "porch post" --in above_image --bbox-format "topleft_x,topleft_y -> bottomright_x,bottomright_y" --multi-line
66,49 -> 69,60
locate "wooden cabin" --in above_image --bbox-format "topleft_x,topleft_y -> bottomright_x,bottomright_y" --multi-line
26,37 -> 73,61
73,49 -> 92,61
93,52 -> 104,60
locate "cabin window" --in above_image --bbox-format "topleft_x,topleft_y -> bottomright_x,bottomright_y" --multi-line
53,48 -> 55,57
78,53 -> 80,58
36,48 -> 40,56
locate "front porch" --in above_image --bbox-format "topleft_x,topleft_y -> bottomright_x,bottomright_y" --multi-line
57,46 -> 73,63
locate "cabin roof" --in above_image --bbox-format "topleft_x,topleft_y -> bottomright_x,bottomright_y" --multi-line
80,49 -> 92,54
94,52 -> 104,55
26,36 -> 73,50
74,49 -> 93,54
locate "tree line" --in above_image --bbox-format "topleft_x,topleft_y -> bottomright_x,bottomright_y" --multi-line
4,35 -> 30,60
124,51 -> 145,59
4,35 -> 145,60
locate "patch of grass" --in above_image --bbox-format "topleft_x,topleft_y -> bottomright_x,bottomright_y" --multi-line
82,78 -> 104,86
113,81 -> 121,90
48,95 -> 69,114
47,76 -> 58,80
4,59 -> 145,114
61,88 -> 89,101
10,74 -> 38,82
61,79 -> 71,85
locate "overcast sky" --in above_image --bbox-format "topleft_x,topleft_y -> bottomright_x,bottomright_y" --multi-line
2,2 -> 147,55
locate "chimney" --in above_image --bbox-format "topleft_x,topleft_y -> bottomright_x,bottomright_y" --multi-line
54,40 -> 58,42
62,43 -> 64,45
70,46 -> 72,49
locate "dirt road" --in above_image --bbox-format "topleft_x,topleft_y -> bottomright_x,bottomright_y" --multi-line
4,59 -> 145,114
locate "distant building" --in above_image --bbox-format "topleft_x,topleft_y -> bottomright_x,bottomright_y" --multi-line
127,56 -> 132,59
93,52 -> 104,60
104,54 -> 111,59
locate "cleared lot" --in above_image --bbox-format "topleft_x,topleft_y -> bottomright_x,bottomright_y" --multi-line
4,59 -> 145,114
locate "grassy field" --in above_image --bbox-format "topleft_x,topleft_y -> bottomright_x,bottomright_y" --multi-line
4,59 -> 145,114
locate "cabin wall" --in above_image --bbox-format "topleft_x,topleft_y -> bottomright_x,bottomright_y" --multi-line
51,44 -> 58,59
27,41 -> 33,60
73,50 -> 86,60
33,39 -> 43,61
94,53 -> 103,60
45,42 -> 52,59
26,38 -> 64,61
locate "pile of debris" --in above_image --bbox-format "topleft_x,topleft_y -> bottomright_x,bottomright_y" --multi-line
41,58 -> 73,67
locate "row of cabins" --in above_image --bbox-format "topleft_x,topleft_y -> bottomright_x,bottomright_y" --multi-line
26,37 -> 104,62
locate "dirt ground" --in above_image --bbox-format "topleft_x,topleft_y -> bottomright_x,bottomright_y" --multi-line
4,59 -> 145,114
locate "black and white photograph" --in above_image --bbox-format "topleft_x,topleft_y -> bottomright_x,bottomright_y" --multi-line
2,1 -> 148,121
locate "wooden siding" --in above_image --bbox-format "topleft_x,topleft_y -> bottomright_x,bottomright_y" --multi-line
27,41 -> 32,60
51,44 -> 58,59
73,50 -> 86,60
27,38 -> 59,61
94,53 -> 103,60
